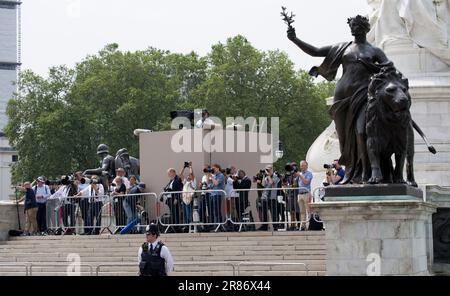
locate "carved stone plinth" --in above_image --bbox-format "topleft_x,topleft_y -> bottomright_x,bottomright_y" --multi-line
311,185 -> 436,275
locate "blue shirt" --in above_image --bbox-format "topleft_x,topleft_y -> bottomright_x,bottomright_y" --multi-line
212,172 -> 225,196
298,170 -> 313,193
335,168 -> 345,185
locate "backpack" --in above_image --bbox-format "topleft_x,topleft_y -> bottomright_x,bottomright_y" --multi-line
308,212 -> 324,231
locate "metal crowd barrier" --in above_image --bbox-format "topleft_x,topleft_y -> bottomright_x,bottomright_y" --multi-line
46,195 -> 112,235
110,192 -> 158,234
28,263 -> 94,276
96,261 -> 237,276
236,261 -> 309,276
0,263 -> 30,276
157,189 -> 228,233
227,188 -> 312,231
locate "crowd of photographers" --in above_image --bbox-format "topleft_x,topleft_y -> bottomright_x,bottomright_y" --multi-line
15,159 -> 344,236
161,159 -> 345,233
16,168 -> 146,236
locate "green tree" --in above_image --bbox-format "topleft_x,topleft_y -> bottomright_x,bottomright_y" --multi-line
5,38 -> 333,183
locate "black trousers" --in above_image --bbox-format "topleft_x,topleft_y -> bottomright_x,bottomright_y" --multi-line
79,199 -> 90,233
113,197 -> 127,227
37,203 -> 47,232
88,201 -> 103,234
167,198 -> 180,225
62,204 -> 76,228
260,199 -> 285,230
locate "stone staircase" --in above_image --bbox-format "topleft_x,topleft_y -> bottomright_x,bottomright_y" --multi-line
0,231 -> 326,276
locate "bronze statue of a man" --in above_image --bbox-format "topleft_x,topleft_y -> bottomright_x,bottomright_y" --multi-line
84,144 -> 116,184
115,148 -> 140,180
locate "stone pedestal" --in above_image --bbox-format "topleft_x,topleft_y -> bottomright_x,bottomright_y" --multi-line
426,185 -> 450,275
311,185 -> 436,276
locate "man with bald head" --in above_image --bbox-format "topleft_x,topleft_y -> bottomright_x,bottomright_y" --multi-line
297,160 -> 313,231
163,168 -> 183,227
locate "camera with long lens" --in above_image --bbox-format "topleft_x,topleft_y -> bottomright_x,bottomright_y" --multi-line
284,163 -> 299,176
203,166 -> 213,174
252,169 -> 265,182
323,163 -> 336,169
184,161 -> 190,168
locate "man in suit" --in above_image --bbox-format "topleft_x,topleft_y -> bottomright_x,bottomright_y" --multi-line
163,168 -> 183,227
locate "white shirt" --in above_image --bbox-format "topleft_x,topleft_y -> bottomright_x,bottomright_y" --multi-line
225,177 -> 237,198
195,117 -> 214,128
137,239 -> 174,275
77,183 -> 89,194
79,184 -> 105,203
117,176 -> 130,189
34,185 -> 51,204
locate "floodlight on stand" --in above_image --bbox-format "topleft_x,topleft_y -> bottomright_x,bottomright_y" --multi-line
275,140 -> 284,159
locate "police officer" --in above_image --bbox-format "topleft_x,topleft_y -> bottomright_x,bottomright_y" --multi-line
138,224 -> 174,276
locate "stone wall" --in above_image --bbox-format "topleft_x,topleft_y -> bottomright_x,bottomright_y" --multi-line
0,201 -> 24,241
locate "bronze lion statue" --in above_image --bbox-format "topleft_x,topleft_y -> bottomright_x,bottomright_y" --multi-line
365,67 -> 436,186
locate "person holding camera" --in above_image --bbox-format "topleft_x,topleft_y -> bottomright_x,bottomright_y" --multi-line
112,176 -> 127,230
163,168 -> 183,227
32,176 -> 51,235
284,162 -> 301,231
76,175 -> 105,235
198,165 -> 214,228
74,171 -> 90,234
259,165 -> 282,231
138,224 -> 173,276
49,175 -> 78,235
17,182 -> 38,236
210,164 -> 225,225
179,161 -> 197,227
232,170 -> 252,224
252,169 -> 265,226
224,166 -> 238,222
325,159 -> 345,185
297,160 -> 313,231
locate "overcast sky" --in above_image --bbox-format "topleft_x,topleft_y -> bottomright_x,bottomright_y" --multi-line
21,0 -> 370,77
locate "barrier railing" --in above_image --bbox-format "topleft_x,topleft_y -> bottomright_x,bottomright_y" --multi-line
46,195 -> 112,235
110,192 -> 158,234
0,263 -> 30,276
96,261 -> 237,276
228,188 -> 312,231
157,189 -> 228,233
236,261 -> 309,276
1,261 -> 314,276
41,186 -> 325,235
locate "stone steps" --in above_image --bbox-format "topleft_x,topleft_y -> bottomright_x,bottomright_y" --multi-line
0,231 -> 326,276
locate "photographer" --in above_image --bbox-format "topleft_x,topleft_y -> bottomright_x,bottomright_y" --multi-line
112,176 -> 127,231
32,177 -> 51,235
199,165 -> 214,228
76,175 -> 105,235
252,169 -> 265,225
210,164 -> 225,225
325,159 -> 345,185
179,161 -> 197,227
297,161 -> 313,231
284,162 -> 301,231
224,166 -> 238,222
75,172 -> 89,234
17,182 -> 38,236
232,170 -> 251,223
49,175 -> 78,235
260,165 -> 282,231
163,168 -> 183,227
